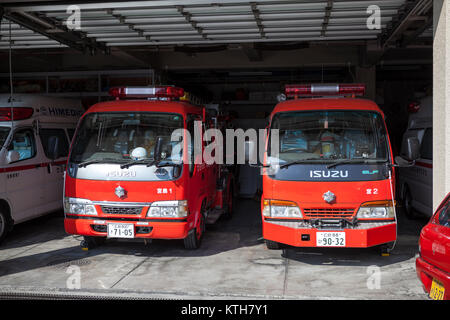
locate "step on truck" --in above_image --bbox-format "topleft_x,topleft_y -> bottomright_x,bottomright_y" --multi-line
64,86 -> 234,249
261,84 -> 419,252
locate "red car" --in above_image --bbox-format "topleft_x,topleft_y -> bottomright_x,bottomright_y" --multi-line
416,193 -> 450,300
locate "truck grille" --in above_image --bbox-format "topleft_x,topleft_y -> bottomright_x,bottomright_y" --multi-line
303,208 -> 355,219
101,206 -> 143,215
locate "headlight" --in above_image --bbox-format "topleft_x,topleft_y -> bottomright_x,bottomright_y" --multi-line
262,199 -> 302,218
356,200 -> 395,219
147,200 -> 188,218
64,197 -> 98,215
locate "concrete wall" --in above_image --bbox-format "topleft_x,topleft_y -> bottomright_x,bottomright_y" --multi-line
433,0 -> 450,209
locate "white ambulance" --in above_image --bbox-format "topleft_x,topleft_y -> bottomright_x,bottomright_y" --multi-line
0,94 -> 83,243
398,95 -> 433,218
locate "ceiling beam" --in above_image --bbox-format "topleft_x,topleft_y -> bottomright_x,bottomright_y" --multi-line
2,9 -> 109,54
176,6 -> 206,40
250,2 -> 265,39
321,0 -> 333,37
381,0 -> 432,48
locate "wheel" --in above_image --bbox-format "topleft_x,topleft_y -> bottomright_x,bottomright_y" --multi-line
265,239 -> 282,250
0,210 -> 11,244
374,242 -> 396,256
403,187 -> 416,219
184,212 -> 204,250
81,236 -> 105,249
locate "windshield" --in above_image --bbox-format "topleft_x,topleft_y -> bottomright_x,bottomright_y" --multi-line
69,112 -> 184,165
270,110 -> 389,164
0,127 -> 10,148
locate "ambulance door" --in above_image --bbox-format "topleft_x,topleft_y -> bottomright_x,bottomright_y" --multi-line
38,126 -> 70,211
5,127 -> 45,223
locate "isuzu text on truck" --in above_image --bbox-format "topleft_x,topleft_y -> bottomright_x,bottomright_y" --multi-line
261,84 -> 419,253
64,86 -> 234,249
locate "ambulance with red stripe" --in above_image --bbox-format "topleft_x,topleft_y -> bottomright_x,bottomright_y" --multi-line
63,86 -> 234,250
0,94 -> 83,243
261,84 -> 418,252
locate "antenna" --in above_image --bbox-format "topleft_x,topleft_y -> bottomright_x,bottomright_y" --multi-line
8,19 -> 14,124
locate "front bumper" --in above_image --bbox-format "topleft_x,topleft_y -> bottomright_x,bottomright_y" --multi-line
416,256 -> 450,299
263,219 -> 396,248
64,215 -> 190,239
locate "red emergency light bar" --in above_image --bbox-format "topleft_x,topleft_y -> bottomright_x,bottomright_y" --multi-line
0,107 -> 34,121
285,83 -> 366,98
109,86 -> 184,100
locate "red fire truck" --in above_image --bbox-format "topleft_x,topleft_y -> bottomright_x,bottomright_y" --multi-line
261,84 -> 419,253
64,86 -> 234,250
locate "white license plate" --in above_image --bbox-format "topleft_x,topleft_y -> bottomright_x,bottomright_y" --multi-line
107,223 -> 134,238
316,232 -> 346,247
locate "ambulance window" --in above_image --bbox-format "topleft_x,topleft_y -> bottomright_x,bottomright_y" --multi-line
39,128 -> 69,159
8,129 -> 36,162
0,128 -> 10,148
420,128 -> 432,160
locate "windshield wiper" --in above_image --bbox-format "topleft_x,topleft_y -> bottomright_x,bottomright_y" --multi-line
156,161 -> 182,168
279,158 -> 323,169
77,158 -> 123,168
326,159 -> 386,169
120,159 -> 157,169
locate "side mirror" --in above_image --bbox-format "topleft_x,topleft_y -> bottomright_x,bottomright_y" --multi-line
394,156 -> 413,167
6,150 -> 20,163
47,136 -> 60,160
402,137 -> 420,161
154,136 -> 164,161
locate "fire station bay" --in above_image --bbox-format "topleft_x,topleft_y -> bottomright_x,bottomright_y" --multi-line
0,0 -> 448,302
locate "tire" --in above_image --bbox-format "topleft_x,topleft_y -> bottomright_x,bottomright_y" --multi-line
184,212 -> 205,250
403,187 -> 416,219
372,242 -> 395,255
0,210 -> 11,245
81,236 -> 105,249
265,239 -> 282,250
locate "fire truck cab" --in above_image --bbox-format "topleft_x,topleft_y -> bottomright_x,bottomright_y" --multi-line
64,86 -> 234,250
261,84 -> 418,252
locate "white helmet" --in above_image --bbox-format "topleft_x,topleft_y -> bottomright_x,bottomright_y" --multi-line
131,147 -> 147,160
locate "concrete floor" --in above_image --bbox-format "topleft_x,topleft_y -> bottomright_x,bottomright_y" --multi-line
0,198 -> 429,300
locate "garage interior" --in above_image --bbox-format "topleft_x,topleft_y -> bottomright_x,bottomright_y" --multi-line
1,0 -> 449,301
0,0 -> 435,203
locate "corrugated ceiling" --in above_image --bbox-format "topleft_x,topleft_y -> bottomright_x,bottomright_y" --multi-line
0,0 -> 408,50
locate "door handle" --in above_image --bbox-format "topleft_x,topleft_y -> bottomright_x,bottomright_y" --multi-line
47,163 -> 52,174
